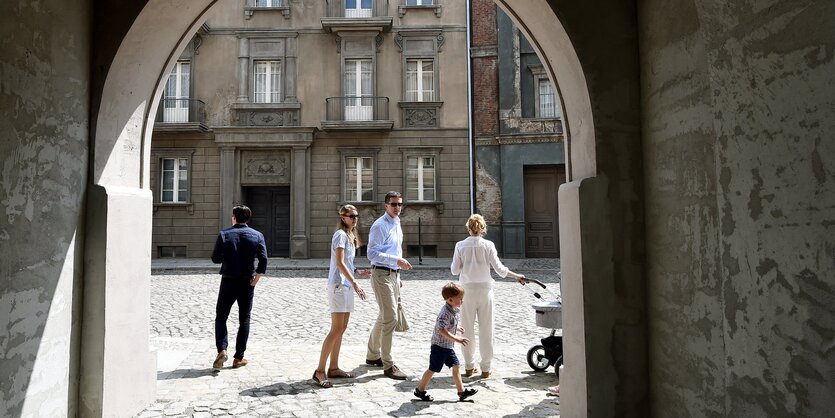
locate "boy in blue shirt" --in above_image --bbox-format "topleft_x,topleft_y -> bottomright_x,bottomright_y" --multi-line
413,282 -> 479,402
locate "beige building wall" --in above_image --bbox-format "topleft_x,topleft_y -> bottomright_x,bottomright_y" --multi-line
151,0 -> 470,259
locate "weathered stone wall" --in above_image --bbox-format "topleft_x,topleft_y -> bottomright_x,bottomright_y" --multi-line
0,1 -> 90,416
640,0 -> 835,415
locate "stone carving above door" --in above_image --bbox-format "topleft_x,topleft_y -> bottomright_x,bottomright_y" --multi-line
242,150 -> 290,184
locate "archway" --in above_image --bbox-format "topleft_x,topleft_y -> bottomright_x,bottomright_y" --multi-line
86,1 -> 645,416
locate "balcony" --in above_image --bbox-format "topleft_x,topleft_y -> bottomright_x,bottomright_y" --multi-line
321,96 -> 393,131
321,0 -> 392,33
154,98 -> 208,132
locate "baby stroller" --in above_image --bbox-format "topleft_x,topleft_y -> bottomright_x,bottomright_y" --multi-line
520,276 -> 563,375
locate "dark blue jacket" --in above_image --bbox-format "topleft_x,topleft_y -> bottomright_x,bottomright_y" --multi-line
211,224 -> 268,279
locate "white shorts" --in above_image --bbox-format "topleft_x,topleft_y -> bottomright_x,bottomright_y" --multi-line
328,282 -> 355,313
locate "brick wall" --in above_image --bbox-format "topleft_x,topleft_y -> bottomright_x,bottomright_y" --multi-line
471,0 -> 498,138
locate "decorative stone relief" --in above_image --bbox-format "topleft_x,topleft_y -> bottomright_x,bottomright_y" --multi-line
241,150 -> 291,184
235,109 -> 299,126
404,107 -> 437,128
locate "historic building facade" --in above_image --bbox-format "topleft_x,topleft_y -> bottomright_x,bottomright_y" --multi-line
470,0 -> 566,258
151,0 -> 470,259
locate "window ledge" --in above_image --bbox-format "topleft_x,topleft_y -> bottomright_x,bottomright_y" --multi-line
402,200 -> 444,214
244,6 -> 291,19
153,202 -> 194,215
398,5 -> 442,18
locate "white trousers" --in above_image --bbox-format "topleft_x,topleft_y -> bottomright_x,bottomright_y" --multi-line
460,282 -> 494,371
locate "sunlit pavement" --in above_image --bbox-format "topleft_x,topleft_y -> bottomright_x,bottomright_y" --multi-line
140,261 -> 562,417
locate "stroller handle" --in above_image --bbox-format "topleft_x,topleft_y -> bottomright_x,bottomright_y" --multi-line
520,277 -> 547,289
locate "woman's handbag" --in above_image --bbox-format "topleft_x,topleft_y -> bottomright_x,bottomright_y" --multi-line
395,297 -> 409,332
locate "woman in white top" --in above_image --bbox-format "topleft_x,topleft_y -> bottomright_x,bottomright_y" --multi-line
313,204 -> 370,388
450,214 -> 525,378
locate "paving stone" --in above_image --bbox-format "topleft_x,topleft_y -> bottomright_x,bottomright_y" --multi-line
140,268 -> 562,417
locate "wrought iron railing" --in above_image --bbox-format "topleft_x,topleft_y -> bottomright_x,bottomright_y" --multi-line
325,0 -> 389,18
156,98 -> 207,125
326,96 -> 390,122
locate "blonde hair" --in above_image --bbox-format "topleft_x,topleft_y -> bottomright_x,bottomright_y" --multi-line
466,214 -> 487,236
336,204 -> 361,247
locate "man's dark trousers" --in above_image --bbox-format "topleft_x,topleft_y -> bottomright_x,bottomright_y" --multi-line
215,276 -> 255,360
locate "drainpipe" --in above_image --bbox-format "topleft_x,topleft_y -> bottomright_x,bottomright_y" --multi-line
466,0 -> 475,214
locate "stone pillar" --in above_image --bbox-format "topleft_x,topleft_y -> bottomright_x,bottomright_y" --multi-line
220,147 -> 237,224
290,146 -> 309,258
558,176 -> 617,418
238,37 -> 249,102
80,185 -> 156,418
284,37 -> 297,102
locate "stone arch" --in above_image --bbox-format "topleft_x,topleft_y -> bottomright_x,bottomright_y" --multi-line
82,1 -> 219,416
85,1 -> 645,416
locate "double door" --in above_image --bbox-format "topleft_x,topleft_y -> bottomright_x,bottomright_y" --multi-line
245,186 -> 290,258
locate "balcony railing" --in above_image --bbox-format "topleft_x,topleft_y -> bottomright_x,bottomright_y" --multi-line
155,98 -> 207,128
322,96 -> 393,130
325,0 -> 389,17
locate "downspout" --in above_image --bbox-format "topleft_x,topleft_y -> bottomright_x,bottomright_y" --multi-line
466,0 -> 475,214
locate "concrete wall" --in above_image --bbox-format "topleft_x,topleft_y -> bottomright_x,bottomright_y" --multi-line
0,1 -> 90,416
640,0 -> 835,416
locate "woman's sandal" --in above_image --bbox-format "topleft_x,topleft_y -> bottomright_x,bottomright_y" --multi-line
312,371 -> 333,388
458,388 -> 478,401
327,368 -> 354,379
413,389 -> 434,402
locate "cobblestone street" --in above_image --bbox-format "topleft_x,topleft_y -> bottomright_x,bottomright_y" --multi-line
140,264 -> 562,417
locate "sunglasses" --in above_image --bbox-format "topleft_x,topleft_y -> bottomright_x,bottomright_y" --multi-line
387,202 -> 404,207
343,214 -> 359,219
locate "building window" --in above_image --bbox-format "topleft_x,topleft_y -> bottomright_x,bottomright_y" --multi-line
162,61 -> 190,122
255,0 -> 283,6
346,0 -> 373,17
158,246 -> 187,258
345,156 -> 374,202
406,156 -> 436,201
344,59 -> 373,120
254,60 -> 281,103
537,78 -> 561,119
160,157 -> 189,203
405,59 -> 435,102
406,0 -> 434,5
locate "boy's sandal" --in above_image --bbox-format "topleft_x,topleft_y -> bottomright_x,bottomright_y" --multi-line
413,389 -> 434,402
327,368 -> 354,378
312,371 -> 333,388
458,388 -> 478,401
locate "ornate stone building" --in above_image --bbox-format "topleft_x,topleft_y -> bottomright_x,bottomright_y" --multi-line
151,0 -> 470,259
3,1 -> 833,417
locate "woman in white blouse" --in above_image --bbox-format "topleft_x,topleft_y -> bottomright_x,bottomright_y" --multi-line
451,214 -> 525,378
313,204 -> 370,388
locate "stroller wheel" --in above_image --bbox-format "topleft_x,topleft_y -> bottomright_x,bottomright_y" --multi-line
527,345 -> 550,371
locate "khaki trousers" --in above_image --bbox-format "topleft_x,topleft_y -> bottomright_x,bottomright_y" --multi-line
366,268 -> 400,369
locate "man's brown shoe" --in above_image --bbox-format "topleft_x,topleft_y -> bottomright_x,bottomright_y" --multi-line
480,371 -> 492,379
384,365 -> 407,380
212,352 -> 227,369
463,368 -> 478,377
232,358 -> 248,368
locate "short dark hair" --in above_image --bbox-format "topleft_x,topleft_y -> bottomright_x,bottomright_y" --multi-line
441,282 -> 464,300
232,205 -> 252,223
384,191 -> 402,204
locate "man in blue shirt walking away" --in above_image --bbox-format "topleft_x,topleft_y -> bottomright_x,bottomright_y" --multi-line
365,191 -> 413,380
211,205 -> 268,369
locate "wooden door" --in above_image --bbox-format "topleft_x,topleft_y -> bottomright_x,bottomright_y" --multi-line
245,186 -> 290,258
524,165 -> 566,257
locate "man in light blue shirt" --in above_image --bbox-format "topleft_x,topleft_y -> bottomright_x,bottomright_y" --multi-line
365,191 -> 413,380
